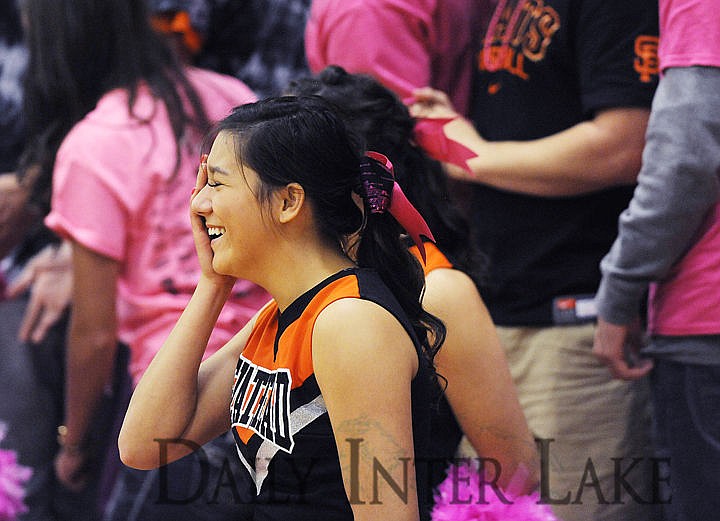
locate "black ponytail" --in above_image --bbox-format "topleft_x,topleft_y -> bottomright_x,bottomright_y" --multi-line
355,209 -> 446,362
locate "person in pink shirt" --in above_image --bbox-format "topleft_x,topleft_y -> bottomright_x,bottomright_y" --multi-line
19,0 -> 268,519
304,0 -> 486,116
593,1 -> 720,519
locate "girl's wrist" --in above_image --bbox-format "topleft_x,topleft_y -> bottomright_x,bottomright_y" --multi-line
197,274 -> 235,294
194,276 -> 236,316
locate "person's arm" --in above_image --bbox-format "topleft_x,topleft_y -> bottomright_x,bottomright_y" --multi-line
593,66 -> 720,378
55,241 -> 119,492
423,268 -> 539,493
462,107 -> 648,196
119,279 -> 259,469
313,298 -> 420,521
410,87 -> 649,197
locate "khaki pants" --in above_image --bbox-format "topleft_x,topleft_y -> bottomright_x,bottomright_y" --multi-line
459,323 -> 661,521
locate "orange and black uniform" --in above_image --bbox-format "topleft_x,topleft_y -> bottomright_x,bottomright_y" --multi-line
230,268 -> 433,520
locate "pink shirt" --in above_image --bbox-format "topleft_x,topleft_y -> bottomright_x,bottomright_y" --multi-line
659,0 -> 720,71
648,0 -> 720,335
46,67 -> 270,383
305,0 -> 482,115
649,205 -> 720,335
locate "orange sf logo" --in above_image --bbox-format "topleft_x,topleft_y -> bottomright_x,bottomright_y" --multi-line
634,35 -> 659,83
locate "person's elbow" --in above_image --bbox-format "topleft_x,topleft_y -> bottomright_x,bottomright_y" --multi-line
117,426 -> 161,470
593,107 -> 650,186
603,143 -> 644,187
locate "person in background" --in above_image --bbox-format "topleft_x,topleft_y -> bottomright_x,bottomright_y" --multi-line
304,0 -> 492,215
407,0 -> 661,520
593,1 -> 720,519
18,1 -> 268,519
0,3 -> 84,520
284,65 -> 539,495
304,0 -> 487,117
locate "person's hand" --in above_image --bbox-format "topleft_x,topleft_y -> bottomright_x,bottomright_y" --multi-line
406,87 -> 460,119
593,318 -> 653,380
54,447 -> 89,493
406,88 -> 484,177
7,241 -> 73,343
189,155 -> 236,289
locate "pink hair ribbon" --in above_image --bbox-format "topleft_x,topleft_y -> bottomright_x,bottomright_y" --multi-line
358,151 -> 435,263
413,117 -> 477,174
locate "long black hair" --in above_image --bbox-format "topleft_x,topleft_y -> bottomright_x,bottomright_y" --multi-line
19,0 -> 211,212
285,65 -> 487,288
213,95 -> 446,361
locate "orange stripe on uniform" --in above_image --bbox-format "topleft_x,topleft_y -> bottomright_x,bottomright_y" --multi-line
409,242 -> 453,275
240,276 -> 361,389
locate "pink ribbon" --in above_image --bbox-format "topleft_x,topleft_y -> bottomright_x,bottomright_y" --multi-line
361,151 -> 435,263
412,117 -> 477,174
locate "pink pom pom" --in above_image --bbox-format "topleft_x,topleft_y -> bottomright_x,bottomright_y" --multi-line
0,424 -> 33,521
432,461 -> 561,521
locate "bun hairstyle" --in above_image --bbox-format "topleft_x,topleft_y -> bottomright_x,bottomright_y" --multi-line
213,95 -> 445,361
285,65 -> 487,288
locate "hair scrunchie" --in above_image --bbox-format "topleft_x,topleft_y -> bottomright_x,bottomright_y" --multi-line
356,151 -> 435,263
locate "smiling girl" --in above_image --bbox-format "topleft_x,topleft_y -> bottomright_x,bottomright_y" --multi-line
119,96 -> 446,521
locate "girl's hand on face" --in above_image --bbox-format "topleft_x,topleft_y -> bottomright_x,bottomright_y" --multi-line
190,155 -> 236,289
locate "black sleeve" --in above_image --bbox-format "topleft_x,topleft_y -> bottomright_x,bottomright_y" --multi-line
574,0 -> 659,115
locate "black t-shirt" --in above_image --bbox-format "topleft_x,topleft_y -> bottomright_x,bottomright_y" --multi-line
470,0 -> 659,325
